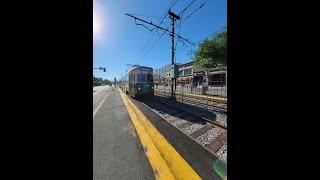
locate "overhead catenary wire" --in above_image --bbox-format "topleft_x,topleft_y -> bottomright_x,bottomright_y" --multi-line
159,0 -> 178,25
135,20 -> 171,65
174,20 -> 182,51
136,22 -> 173,64
130,14 -> 163,19
127,0 -> 202,67
157,0 -> 178,35
125,13 -> 195,45
125,12 -> 195,65
179,0 -> 196,16
138,29 -> 171,63
184,0 -> 208,20
134,18 -> 154,31
135,0 -> 177,64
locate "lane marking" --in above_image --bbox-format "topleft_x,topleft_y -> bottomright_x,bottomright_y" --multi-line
93,85 -> 109,96
93,88 -> 112,118
119,88 -> 201,180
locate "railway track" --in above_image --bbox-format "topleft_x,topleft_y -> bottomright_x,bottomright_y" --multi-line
154,90 -> 227,112
140,98 -> 227,158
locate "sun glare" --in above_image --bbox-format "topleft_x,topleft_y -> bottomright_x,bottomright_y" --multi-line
93,11 -> 101,39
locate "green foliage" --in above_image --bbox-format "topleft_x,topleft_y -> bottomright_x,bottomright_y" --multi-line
93,76 -> 111,86
103,79 -> 112,85
193,28 -> 227,70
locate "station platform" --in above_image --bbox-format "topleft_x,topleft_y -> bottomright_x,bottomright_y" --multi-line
93,87 -> 224,180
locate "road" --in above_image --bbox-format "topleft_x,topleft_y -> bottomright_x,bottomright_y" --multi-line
93,86 -> 154,180
93,85 -> 110,112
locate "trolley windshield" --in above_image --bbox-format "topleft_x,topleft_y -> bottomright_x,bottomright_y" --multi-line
136,74 -> 153,83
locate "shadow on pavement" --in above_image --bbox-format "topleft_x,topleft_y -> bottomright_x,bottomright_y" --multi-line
139,95 -> 217,124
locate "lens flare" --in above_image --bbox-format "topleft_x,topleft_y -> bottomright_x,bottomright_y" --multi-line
93,11 -> 101,39
93,1 -> 106,41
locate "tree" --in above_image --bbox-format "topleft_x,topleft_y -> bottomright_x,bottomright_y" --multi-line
93,76 -> 108,86
192,28 -> 227,88
103,79 -> 112,85
193,28 -> 227,69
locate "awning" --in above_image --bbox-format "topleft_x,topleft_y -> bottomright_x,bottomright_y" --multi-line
178,76 -> 193,81
208,71 -> 226,75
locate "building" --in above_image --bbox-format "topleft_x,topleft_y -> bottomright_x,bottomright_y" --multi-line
176,61 -> 227,87
207,67 -> 227,86
153,61 -> 227,87
177,62 -> 195,85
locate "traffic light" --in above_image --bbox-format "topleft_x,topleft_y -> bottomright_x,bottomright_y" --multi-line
94,67 -> 106,72
98,67 -> 106,72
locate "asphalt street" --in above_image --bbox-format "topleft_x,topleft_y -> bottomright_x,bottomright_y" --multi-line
93,85 -> 111,113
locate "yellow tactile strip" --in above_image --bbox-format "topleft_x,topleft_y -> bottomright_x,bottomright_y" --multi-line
119,88 -> 201,180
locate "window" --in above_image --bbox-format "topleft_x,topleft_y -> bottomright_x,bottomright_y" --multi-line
129,73 -> 135,84
209,74 -> 226,86
147,74 -> 153,82
179,70 -> 183,76
185,68 -> 192,75
137,74 -> 147,83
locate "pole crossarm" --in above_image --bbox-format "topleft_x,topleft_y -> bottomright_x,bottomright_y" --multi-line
125,13 -> 195,46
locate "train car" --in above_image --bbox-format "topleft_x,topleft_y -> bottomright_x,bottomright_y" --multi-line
126,65 -> 154,98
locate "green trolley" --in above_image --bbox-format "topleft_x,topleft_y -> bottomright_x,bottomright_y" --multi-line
125,65 -> 154,99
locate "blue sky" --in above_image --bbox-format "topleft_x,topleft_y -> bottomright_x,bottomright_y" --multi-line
93,0 -> 226,80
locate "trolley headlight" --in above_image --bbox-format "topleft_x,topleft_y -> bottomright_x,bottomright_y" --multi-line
138,87 -> 141,90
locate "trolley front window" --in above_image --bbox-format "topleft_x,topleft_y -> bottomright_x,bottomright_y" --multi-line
137,74 -> 147,83
147,74 -> 153,82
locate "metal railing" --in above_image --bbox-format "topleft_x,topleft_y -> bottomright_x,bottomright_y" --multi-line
154,81 -> 227,112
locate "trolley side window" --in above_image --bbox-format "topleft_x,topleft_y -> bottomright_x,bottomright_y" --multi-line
136,74 -> 147,83
147,74 -> 153,82
129,73 -> 135,83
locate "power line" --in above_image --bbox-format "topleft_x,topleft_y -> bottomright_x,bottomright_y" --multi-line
174,20 -> 182,52
157,0 -> 178,35
138,30 -> 170,63
135,0 -> 177,64
184,0 -> 208,20
136,25 -> 173,65
125,13 -> 195,45
135,19 -> 170,64
179,0 -> 196,16
126,11 -> 194,65
159,0 -> 178,26
130,14 -> 163,19
173,0 -> 196,52
134,18 -> 154,31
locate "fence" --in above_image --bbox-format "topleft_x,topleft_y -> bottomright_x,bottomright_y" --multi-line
154,84 -> 227,97
154,82 -> 227,112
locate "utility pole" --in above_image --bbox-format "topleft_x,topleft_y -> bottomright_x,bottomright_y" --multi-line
125,11 -> 194,99
168,10 -> 180,99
